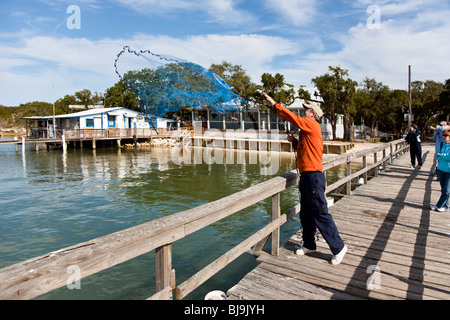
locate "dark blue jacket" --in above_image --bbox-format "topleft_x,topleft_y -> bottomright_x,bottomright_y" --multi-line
405,129 -> 421,149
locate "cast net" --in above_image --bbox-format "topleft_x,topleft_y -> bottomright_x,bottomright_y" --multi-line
114,46 -> 245,119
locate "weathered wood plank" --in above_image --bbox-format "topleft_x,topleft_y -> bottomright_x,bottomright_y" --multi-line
176,206 -> 297,300
229,144 -> 450,300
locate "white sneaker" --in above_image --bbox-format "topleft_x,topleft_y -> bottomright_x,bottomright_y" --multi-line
431,205 -> 437,211
437,207 -> 448,212
295,246 -> 316,256
331,245 -> 347,265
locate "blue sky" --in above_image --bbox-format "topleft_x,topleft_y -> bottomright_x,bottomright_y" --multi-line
1,0 -> 449,106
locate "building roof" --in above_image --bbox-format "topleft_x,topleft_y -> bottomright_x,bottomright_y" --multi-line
22,108 -> 139,120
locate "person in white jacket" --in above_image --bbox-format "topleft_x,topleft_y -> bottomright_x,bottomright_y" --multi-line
431,129 -> 450,212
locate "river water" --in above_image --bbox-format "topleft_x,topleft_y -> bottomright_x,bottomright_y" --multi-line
0,140 -> 349,300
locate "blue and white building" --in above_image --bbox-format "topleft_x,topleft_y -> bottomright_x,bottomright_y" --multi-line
24,107 -> 180,139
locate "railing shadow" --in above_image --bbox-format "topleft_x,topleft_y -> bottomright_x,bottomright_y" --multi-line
340,151 -> 431,299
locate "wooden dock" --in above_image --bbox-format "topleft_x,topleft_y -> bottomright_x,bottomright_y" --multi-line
227,144 -> 450,300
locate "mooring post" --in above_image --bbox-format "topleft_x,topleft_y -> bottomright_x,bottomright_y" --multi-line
21,137 -> 25,154
62,134 -> 67,152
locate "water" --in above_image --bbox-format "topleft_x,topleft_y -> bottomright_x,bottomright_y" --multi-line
0,140 -> 351,300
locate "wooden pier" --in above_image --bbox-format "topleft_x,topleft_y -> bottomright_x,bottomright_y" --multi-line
1,139 -> 448,300
227,143 -> 450,300
0,128 -> 187,151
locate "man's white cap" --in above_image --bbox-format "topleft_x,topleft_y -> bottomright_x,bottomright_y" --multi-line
303,102 -> 323,118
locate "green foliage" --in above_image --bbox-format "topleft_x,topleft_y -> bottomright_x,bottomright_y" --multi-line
297,86 -> 312,102
261,73 -> 295,107
312,66 -> 357,140
209,61 -> 262,107
439,79 -> 450,120
104,80 -> 138,110
355,78 -> 393,137
411,80 -> 445,130
3,61 -> 448,136
0,106 -> 12,126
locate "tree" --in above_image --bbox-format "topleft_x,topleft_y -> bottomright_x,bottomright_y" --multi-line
91,91 -> 104,105
209,61 -> 258,101
62,94 -> 77,106
312,66 -> 357,140
298,86 -> 312,102
209,61 -> 262,128
74,89 -> 93,108
0,106 -> 12,126
260,73 -> 296,130
389,89 -> 409,134
438,79 -> 450,121
261,73 -> 296,106
104,80 -> 138,110
411,80 -> 444,130
355,78 -> 392,138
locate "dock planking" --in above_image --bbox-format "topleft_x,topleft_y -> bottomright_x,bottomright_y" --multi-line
227,144 -> 450,300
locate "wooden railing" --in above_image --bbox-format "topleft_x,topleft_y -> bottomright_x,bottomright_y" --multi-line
0,139 -> 408,300
25,127 -> 186,140
62,128 -> 179,139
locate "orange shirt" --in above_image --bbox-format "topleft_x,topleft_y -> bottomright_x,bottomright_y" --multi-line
273,103 -> 323,172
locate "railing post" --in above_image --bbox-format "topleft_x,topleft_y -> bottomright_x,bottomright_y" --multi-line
155,244 -> 174,299
346,158 -> 351,195
271,193 -> 281,256
390,143 -> 393,162
363,155 -> 368,184
373,152 -> 378,177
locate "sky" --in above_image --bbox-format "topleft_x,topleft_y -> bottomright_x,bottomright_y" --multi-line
1,0 -> 450,107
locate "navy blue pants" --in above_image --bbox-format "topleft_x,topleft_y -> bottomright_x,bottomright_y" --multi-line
299,171 -> 345,255
409,144 -> 423,166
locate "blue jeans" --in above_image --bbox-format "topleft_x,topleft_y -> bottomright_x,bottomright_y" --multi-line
299,171 -> 345,255
436,169 -> 450,210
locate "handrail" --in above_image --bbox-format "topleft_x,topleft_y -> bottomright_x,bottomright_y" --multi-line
0,139 -> 408,300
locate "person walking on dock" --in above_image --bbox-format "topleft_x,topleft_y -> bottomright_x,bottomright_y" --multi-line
263,92 -> 347,265
431,128 -> 450,212
405,124 -> 423,169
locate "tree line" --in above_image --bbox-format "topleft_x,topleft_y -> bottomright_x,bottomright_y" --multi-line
1,62 -> 448,140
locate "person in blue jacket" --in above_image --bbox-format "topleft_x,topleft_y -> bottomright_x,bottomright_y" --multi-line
431,129 -> 450,212
430,122 -> 449,177
405,124 -> 423,169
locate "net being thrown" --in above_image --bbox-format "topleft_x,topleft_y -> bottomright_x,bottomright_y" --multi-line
114,46 -> 246,119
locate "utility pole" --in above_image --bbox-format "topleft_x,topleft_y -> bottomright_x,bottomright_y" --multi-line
408,65 -> 412,129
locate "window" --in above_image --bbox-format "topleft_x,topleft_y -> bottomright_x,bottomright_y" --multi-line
86,118 -> 94,127
108,115 -> 116,127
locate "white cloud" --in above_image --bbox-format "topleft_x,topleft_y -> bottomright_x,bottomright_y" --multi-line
116,0 -> 197,13
0,33 -> 298,105
353,0 -> 447,17
278,8 -> 450,89
264,0 -> 317,27
1,0 -> 448,106
114,0 -> 256,26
